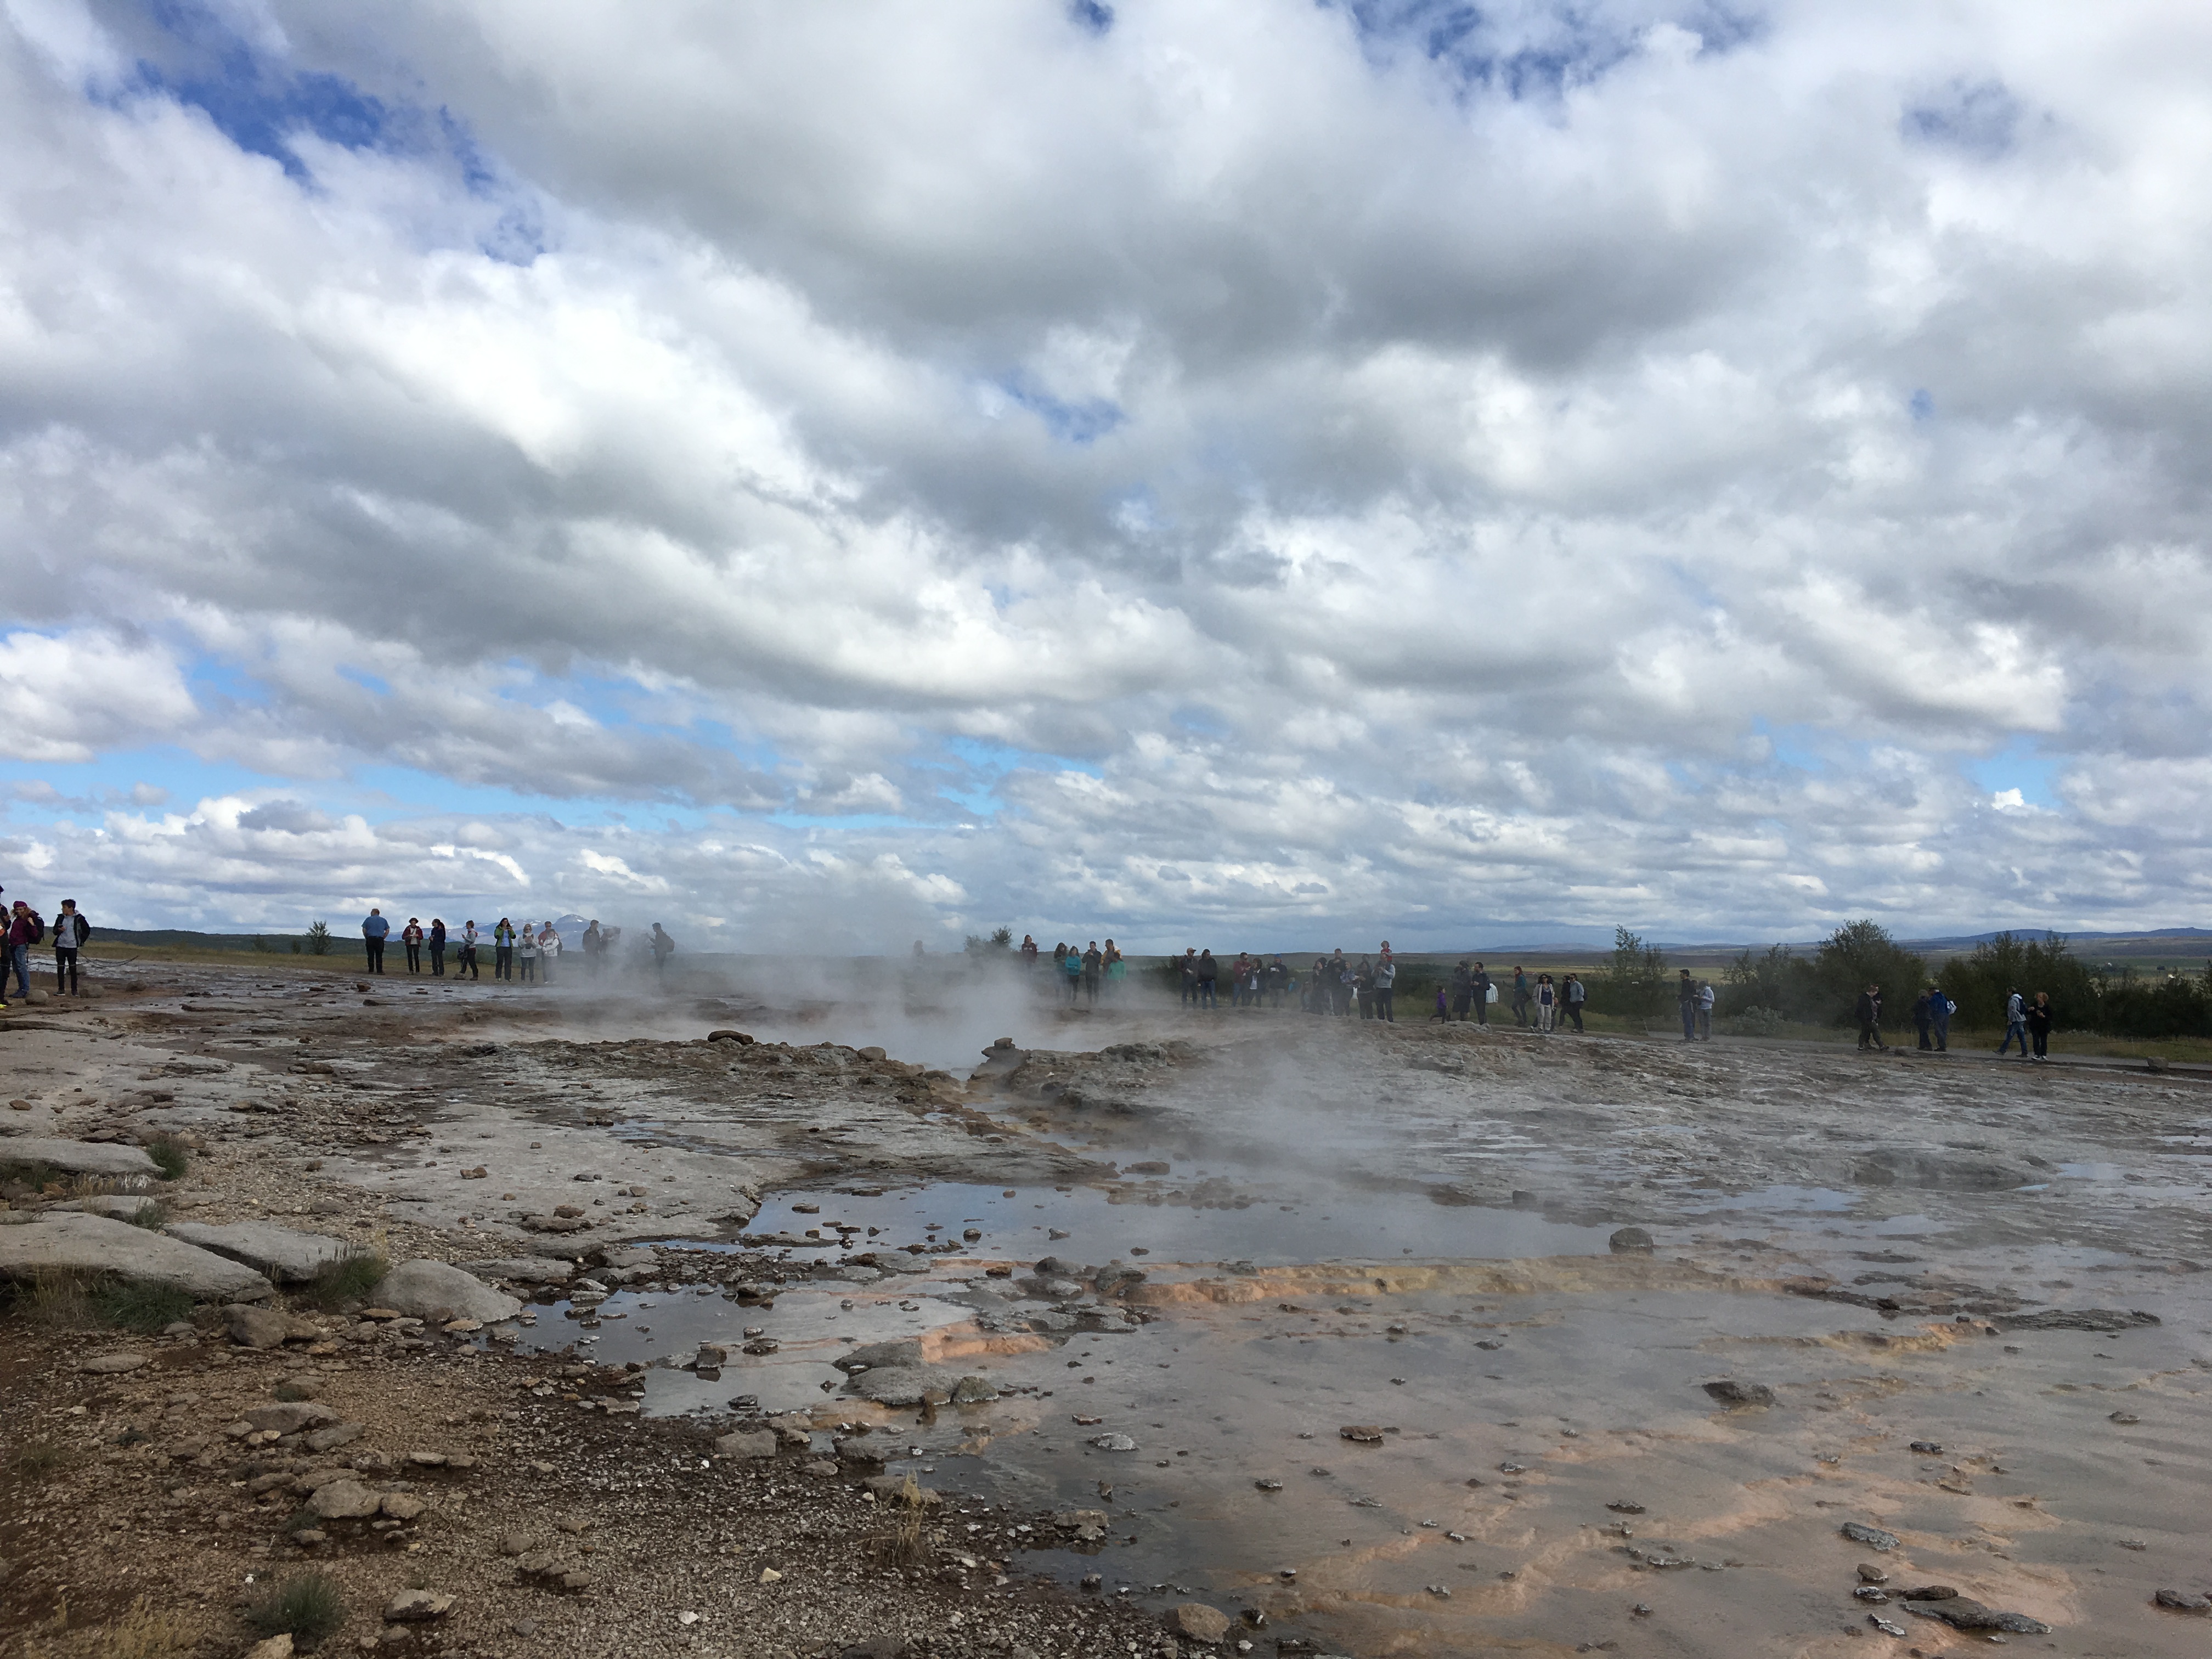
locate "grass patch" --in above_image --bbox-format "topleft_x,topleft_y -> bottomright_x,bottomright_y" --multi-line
98,1597 -> 199,1659
10,1266 -> 98,1330
298,1250 -> 388,1312
127,1198 -> 171,1230
867,1473 -> 936,1567
91,1278 -> 194,1334
12,1439 -> 71,1481
246,1572 -> 347,1651
142,1133 -> 189,1182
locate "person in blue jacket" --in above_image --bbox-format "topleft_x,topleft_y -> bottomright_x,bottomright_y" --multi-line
361,907 -> 391,973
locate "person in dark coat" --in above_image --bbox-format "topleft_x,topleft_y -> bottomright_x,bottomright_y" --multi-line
1912,989 -> 1933,1051
2027,992 -> 2055,1062
1855,983 -> 1886,1050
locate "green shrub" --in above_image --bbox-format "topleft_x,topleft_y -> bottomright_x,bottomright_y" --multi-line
246,1572 -> 347,1650
1729,1005 -> 1787,1038
92,1279 -> 195,1334
144,1134 -> 189,1182
304,921 -> 332,956
299,1250 -> 388,1312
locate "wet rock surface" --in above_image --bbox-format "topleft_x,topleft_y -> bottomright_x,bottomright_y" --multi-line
2,956 -> 2209,1656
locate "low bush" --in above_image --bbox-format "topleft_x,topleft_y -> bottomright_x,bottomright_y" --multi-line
246,1573 -> 347,1650
92,1279 -> 195,1334
143,1133 -> 190,1182
299,1250 -> 388,1311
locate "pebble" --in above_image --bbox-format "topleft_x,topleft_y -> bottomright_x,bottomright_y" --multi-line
382,1590 -> 454,1623
78,1353 -> 149,1374
1702,1379 -> 1776,1407
2154,1589 -> 2212,1612
1841,1522 -> 1900,1551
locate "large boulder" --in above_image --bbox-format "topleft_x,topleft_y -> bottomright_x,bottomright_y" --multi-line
370,1259 -> 521,1323
0,1212 -> 272,1301
0,1137 -> 161,1181
167,1221 -> 349,1283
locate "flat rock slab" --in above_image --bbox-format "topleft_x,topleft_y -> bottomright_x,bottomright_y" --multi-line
167,1220 -> 348,1283
53,1195 -> 163,1221
0,1137 -> 160,1180
371,1258 -> 521,1323
0,1212 -> 273,1301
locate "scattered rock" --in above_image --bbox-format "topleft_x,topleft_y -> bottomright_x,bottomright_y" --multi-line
1339,1425 -> 1384,1443
305,1423 -> 365,1453
382,1589 -> 454,1622
706,1029 -> 755,1045
2154,1589 -> 2212,1612
1609,1227 -> 1655,1252
1703,1380 -> 1776,1408
2109,1410 -> 2140,1425
381,1494 -> 427,1521
1901,1597 -> 2051,1634
1841,1522 -> 1900,1551
1857,1564 -> 1891,1584
77,1352 -> 149,1374
0,1213 -> 273,1301
165,1221 -> 349,1284
715,1430 -> 778,1460
247,1402 -> 338,1434
1998,1308 -> 2159,1333
0,1137 -> 160,1179
370,1259 -> 521,1323
1089,1433 -> 1138,1453
1165,1602 -> 1232,1645
306,1480 -> 383,1520
246,1635 -> 296,1659
226,1304 -> 321,1349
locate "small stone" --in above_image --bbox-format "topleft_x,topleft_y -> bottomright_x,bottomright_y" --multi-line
1608,1227 -> 1655,1252
715,1430 -> 778,1460
1605,1499 -> 1645,1514
1868,1613 -> 1906,1637
500,1533 -> 531,1556
78,1352 -> 149,1374
1841,1522 -> 1900,1551
758,1567 -> 782,1583
1339,1425 -> 1384,1443
307,1479 -> 383,1520
1702,1379 -> 1776,1408
247,1635 -> 296,1659
382,1589 -> 453,1622
1857,1563 -> 1891,1584
1166,1602 -> 1232,1645
1090,1433 -> 1137,1452
381,1494 -> 427,1520
2154,1589 -> 2212,1612
2109,1411 -> 2140,1424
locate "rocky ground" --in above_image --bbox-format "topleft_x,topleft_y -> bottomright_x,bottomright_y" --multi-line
4,957 -> 2212,1658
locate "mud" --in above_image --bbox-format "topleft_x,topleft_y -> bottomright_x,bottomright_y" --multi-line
4,957 -> 2210,1657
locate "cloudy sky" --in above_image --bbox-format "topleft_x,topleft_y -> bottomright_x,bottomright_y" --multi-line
3,0 -> 2209,951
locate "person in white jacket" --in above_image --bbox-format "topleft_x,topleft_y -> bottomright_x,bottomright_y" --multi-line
538,923 -> 561,984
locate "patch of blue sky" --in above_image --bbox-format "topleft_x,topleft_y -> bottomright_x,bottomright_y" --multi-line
1909,387 -> 1934,422
1967,737 -> 2057,807
1332,1 -> 1762,99
1068,0 -> 1115,35
997,375 -> 1125,446
1171,706 -> 1231,740
1901,77 -> 2021,159
337,664 -> 392,697
917,736 -> 1103,816
187,657 -> 270,708
0,745 -> 278,815
1751,718 -> 1835,772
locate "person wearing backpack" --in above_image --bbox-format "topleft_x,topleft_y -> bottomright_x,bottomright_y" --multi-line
5,900 -> 43,1003
51,899 -> 89,995
1929,984 -> 1954,1052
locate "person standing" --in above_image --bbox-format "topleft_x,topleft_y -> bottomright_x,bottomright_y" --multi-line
1081,940 -> 1103,1007
4,901 -> 40,1004
1196,949 -> 1219,1010
2027,991 -> 2055,1062
1855,982 -> 1886,1051
1912,989 -> 1934,1051
51,899 -> 89,996
1353,956 -> 1375,1019
517,924 -> 540,984
651,923 -> 676,979
1513,967 -> 1531,1028
582,920 -> 603,977
1450,959 -> 1472,1023
1327,948 -> 1351,1015
1472,961 -> 1492,1026
1929,984 -> 1953,1053
458,921 -> 480,980
1020,934 -> 1039,973
400,917 -> 424,973
538,922 -> 561,984
494,917 -> 516,981
1562,972 -> 1585,1033
1307,957 -> 1329,1015
1060,944 -> 1083,1003
1696,979 -> 1715,1041
1373,944 -> 1396,1024
1266,955 -> 1288,1008
1104,940 -> 1125,1000
1996,988 -> 2029,1058
1178,948 -> 1198,1007
1535,973 -> 1556,1032
427,917 -> 447,977
361,907 -> 390,973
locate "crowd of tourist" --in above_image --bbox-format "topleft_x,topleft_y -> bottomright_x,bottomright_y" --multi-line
357,910 -> 678,982
0,889 -> 93,1008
